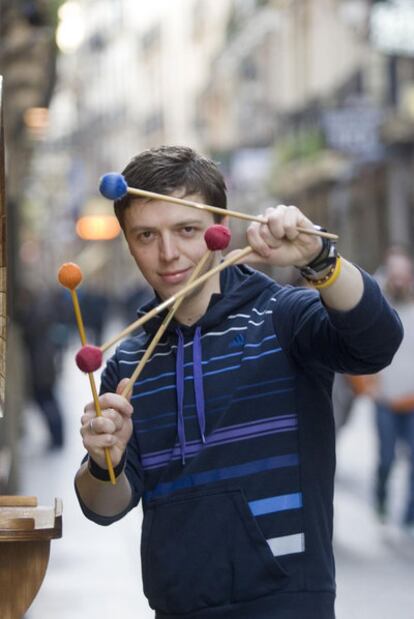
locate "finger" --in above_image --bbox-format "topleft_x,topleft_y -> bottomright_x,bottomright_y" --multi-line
284,206 -> 302,241
258,222 -> 282,249
80,416 -> 99,439
82,407 -> 124,427
87,415 -> 118,435
84,401 -> 96,415
80,424 -> 116,452
85,433 -> 117,449
265,205 -> 288,241
292,207 -> 314,230
104,408 -> 125,431
80,421 -> 117,450
95,391 -> 134,417
80,412 -> 95,438
117,378 -> 132,402
285,206 -> 323,256
80,409 -> 123,438
246,223 -> 272,258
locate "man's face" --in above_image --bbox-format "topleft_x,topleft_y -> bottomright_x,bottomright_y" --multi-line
124,192 -> 219,302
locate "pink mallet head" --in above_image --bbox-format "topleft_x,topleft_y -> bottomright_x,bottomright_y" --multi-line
204,225 -> 231,251
75,345 -> 103,373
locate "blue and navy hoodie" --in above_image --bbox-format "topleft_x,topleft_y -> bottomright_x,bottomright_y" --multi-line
77,265 -> 402,619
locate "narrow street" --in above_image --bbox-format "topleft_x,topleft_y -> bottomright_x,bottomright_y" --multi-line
334,398 -> 414,618
21,340 -> 414,619
21,336 -> 152,619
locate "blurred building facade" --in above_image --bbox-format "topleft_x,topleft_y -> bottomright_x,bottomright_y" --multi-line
38,0 -> 414,277
199,0 -> 414,271
0,0 -> 60,492
26,0 -> 233,297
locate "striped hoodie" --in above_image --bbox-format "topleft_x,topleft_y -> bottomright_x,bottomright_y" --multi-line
77,265 -> 402,619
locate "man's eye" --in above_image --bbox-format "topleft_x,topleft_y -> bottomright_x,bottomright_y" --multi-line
138,231 -> 154,242
181,226 -> 196,235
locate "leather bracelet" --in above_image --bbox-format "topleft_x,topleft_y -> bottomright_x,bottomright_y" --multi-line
88,452 -> 126,481
298,226 -> 338,278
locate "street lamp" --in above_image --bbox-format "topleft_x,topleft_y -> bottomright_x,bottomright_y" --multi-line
75,198 -> 121,241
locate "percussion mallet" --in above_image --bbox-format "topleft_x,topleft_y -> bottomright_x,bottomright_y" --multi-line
57,263 -> 116,485
98,242 -> 254,354
99,172 -> 338,240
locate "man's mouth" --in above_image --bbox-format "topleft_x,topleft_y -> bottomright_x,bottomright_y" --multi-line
158,268 -> 192,285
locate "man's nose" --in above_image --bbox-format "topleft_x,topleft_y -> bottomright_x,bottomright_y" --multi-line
159,235 -> 179,262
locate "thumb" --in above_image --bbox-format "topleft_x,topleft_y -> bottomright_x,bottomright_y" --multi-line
116,377 -> 132,402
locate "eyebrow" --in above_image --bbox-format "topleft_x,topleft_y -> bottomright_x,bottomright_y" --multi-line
128,219 -> 205,234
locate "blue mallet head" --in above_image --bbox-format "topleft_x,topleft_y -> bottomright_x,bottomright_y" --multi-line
99,173 -> 128,200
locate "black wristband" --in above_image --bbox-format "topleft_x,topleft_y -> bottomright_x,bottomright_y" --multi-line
298,226 -> 338,278
88,452 -> 126,481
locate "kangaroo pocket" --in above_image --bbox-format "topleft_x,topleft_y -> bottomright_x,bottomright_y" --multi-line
141,487 -> 288,615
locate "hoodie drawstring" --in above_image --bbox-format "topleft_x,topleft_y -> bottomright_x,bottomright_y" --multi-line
193,327 -> 206,444
175,328 -> 186,465
175,326 -> 206,465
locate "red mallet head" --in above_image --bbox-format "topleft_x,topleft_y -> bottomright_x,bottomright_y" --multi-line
75,345 -> 103,373
204,225 -> 231,251
58,263 -> 83,290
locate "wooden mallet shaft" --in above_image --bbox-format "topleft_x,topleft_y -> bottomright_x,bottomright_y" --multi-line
121,250 -> 213,399
100,245 -> 254,353
70,289 -> 87,344
126,186 -> 338,241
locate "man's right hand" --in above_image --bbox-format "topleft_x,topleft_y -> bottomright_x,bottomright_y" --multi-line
80,378 -> 134,469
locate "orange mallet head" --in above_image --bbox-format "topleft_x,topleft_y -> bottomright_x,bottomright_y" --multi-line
58,262 -> 83,290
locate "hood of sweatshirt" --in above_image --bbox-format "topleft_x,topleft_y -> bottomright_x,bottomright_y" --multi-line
135,264 -> 276,463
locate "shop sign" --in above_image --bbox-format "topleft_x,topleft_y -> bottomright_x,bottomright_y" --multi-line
370,0 -> 414,56
321,103 -> 385,161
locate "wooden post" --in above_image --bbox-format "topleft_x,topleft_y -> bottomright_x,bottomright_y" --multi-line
0,497 -> 62,619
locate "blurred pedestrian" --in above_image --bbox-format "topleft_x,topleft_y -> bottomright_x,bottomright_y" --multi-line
332,373 -> 357,434
332,373 -> 377,434
77,287 -> 110,344
370,246 -> 414,531
17,285 -> 67,450
121,282 -> 152,326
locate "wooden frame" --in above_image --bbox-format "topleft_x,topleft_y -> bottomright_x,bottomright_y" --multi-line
0,76 -> 6,418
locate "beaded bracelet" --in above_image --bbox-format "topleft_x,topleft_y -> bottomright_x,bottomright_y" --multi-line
305,255 -> 342,290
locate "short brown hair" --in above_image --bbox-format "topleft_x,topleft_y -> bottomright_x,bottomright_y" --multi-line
114,145 -> 227,228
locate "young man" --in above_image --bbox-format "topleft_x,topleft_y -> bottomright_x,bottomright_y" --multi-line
75,146 -> 402,619
372,247 -> 414,529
